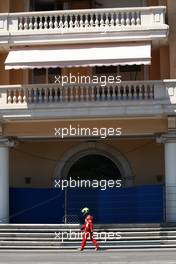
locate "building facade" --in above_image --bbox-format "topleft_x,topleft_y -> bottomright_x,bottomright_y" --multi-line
0,0 -> 176,224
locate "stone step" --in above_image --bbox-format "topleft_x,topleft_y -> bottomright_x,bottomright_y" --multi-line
0,231 -> 176,237
1,244 -> 176,249
0,224 -> 176,251
0,236 -> 161,240
0,230 -> 163,234
1,239 -> 176,244
1,248 -> 176,253
0,236 -> 163,240
0,240 -> 160,245
3,227 -> 176,231
1,223 -> 176,229
0,236 -> 166,241
0,224 -> 161,228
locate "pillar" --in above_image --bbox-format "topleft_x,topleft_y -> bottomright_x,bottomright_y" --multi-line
162,134 -> 176,222
0,139 -> 10,223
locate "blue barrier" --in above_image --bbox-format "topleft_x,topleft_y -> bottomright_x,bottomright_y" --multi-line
10,185 -> 164,223
10,188 -> 65,223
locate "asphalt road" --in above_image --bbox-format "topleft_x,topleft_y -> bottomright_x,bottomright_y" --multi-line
0,250 -> 176,264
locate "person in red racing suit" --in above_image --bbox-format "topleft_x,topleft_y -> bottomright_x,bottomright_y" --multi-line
80,207 -> 99,251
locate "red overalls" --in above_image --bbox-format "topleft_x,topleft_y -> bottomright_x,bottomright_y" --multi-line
80,214 -> 99,250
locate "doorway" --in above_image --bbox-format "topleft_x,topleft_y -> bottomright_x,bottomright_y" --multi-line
64,154 -> 122,223
54,142 -> 134,223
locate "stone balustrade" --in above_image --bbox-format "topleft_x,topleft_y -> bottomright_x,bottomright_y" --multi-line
0,6 -> 168,46
0,80 -> 173,107
10,6 -> 165,33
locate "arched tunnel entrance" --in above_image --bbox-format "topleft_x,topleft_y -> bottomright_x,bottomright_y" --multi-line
65,154 -> 122,223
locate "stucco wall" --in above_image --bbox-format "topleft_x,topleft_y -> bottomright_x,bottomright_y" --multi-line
0,1 -> 10,12
168,0 -> 176,79
10,138 -> 164,188
10,0 -> 27,12
0,53 -> 9,84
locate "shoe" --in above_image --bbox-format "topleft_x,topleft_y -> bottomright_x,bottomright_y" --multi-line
79,247 -> 83,251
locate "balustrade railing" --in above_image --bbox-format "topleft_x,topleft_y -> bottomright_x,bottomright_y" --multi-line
6,82 -> 155,105
0,80 -> 175,110
3,6 -> 166,34
17,9 -> 141,32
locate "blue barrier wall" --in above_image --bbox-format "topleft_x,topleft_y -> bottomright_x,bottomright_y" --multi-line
10,188 -> 65,223
10,185 -> 164,223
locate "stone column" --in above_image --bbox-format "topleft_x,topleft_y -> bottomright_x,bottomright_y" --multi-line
159,134 -> 176,222
0,139 -> 10,223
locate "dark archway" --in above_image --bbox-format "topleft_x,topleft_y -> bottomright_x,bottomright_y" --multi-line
66,154 -> 122,224
68,154 -> 121,180
53,142 -> 134,223
53,142 -> 134,186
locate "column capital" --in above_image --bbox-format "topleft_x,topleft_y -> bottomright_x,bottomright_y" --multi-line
156,133 -> 176,144
0,138 -> 16,148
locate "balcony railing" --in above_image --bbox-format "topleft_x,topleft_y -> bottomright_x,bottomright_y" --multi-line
0,80 -> 175,109
0,6 -> 168,46
6,82 -> 154,105
16,8 -> 146,32
11,6 -> 166,32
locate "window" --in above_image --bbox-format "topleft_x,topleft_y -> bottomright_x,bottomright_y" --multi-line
33,69 -> 46,83
94,65 -> 144,81
30,0 -> 93,11
30,0 -> 65,11
25,177 -> 32,185
31,68 -> 61,84
95,0 -> 146,8
95,66 -> 117,75
119,65 -> 144,81
48,68 -> 61,83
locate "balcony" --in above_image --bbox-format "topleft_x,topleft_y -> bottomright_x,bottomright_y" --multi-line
0,6 -> 168,48
0,80 -> 175,120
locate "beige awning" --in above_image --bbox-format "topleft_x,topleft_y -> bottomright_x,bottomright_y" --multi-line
5,43 -> 151,69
